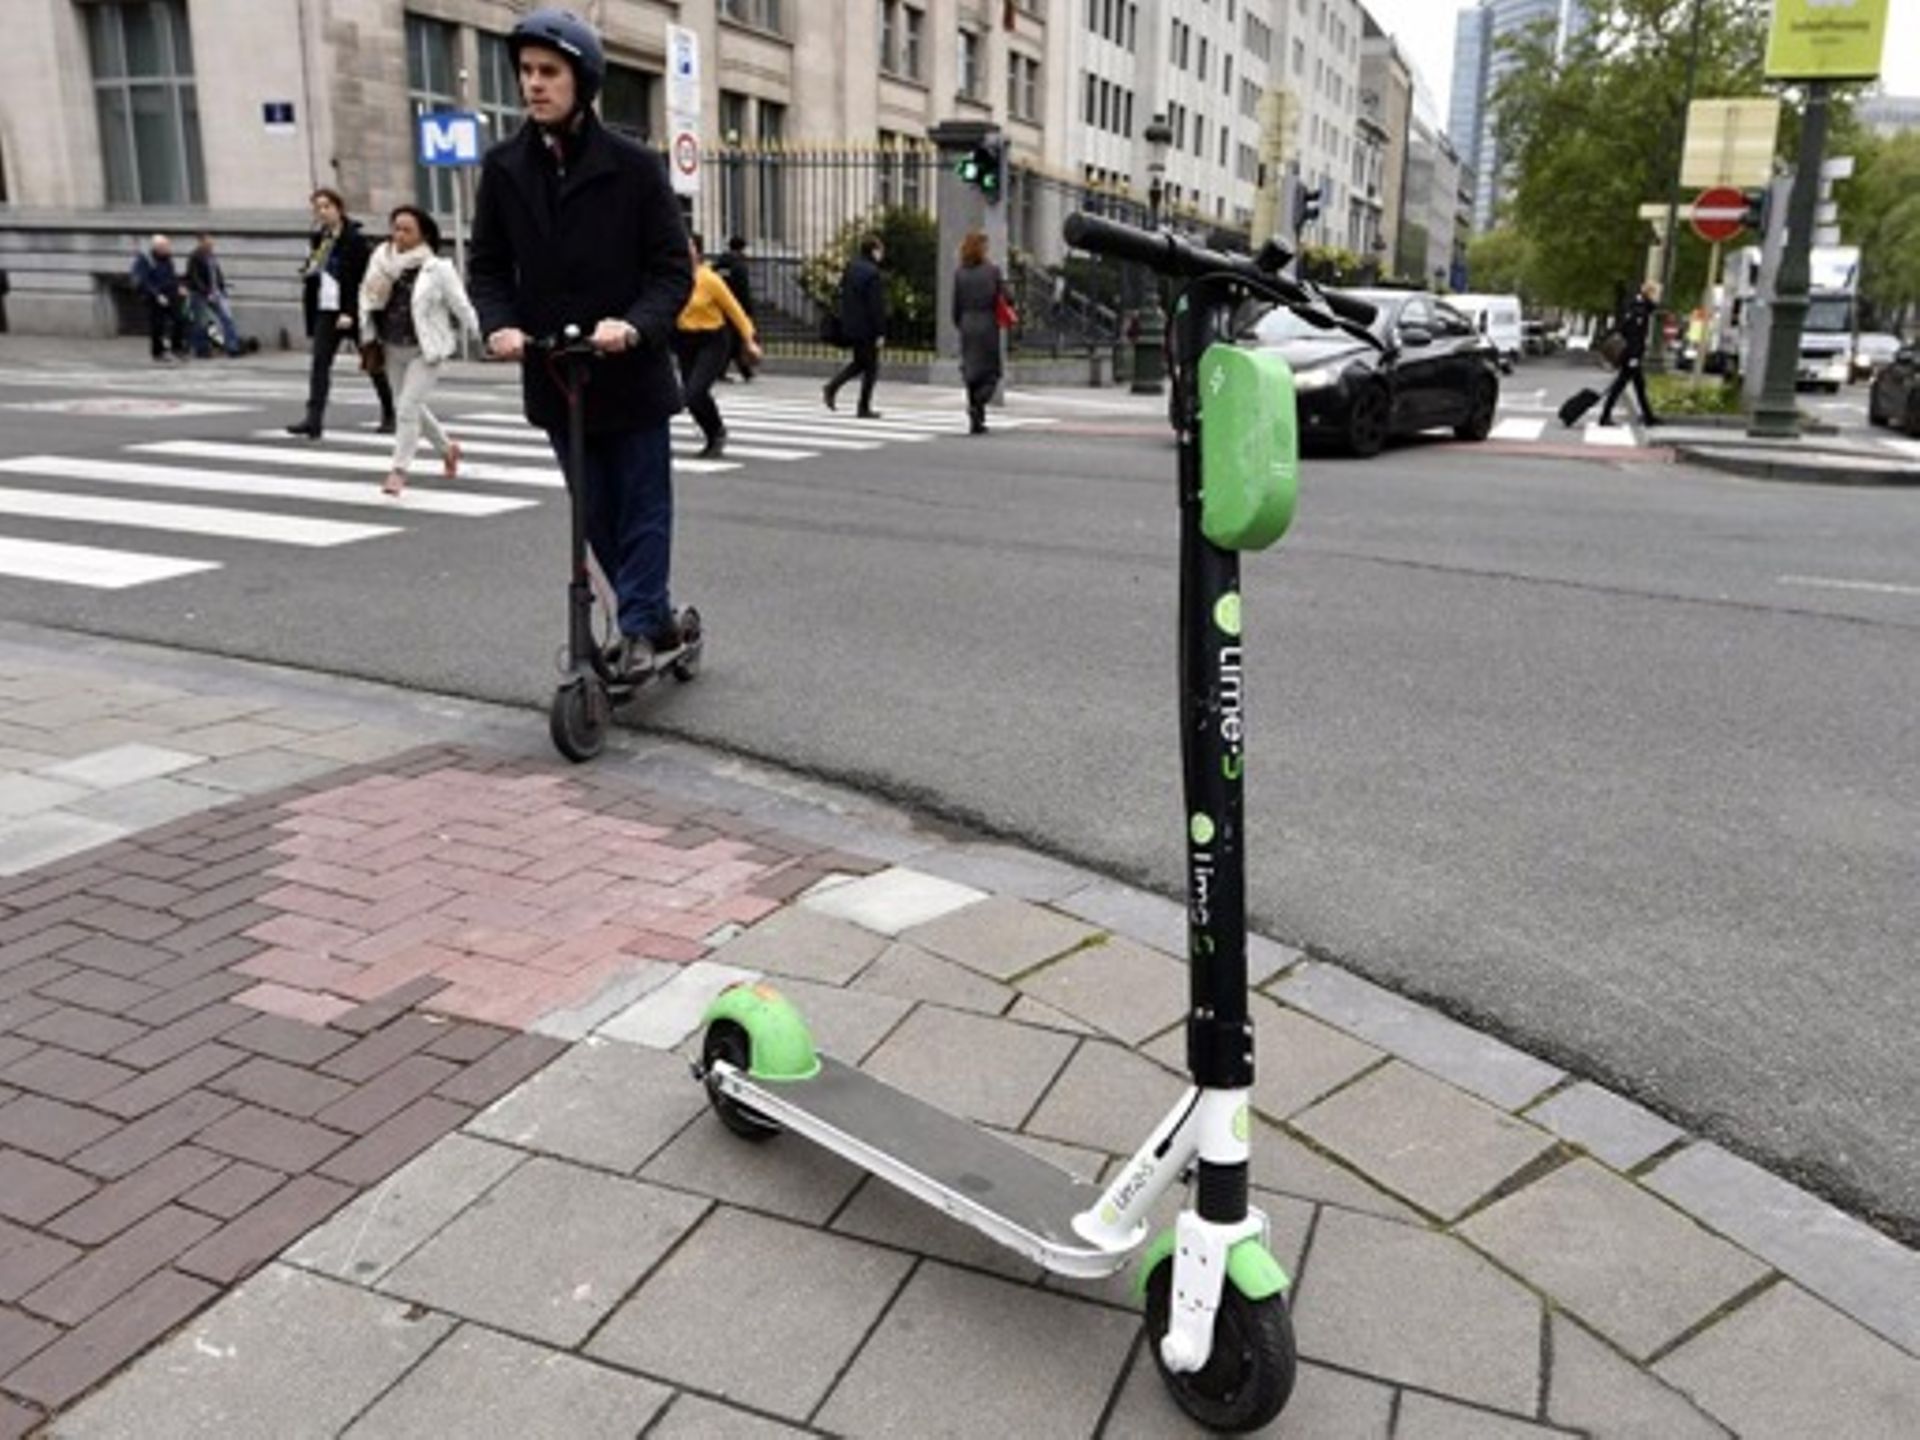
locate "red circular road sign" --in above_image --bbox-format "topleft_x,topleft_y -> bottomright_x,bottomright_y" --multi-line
1691,186 -> 1747,244
673,131 -> 700,176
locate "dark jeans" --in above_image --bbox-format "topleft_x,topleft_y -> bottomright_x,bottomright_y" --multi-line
1600,358 -> 1656,422
827,340 -> 880,412
145,296 -> 184,358
965,372 -> 999,426
547,421 -> 676,641
673,329 -> 733,442
304,313 -> 395,431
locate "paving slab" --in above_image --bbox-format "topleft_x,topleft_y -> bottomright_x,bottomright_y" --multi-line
1016,934 -> 1188,1044
1149,994 -> 1385,1122
588,1206 -> 912,1420
1653,1282 -> 1920,1440
1525,1081 -> 1685,1172
63,777 -> 228,830
829,1172 -> 1046,1283
594,959 -> 759,1050
814,1261 -> 1137,1438
1292,1207 -> 1542,1414
1460,1158 -> 1770,1361
528,960 -> 674,1043
463,1037 -> 704,1174
728,972 -> 912,1065
1644,1141 -> 1920,1355
899,893 -> 1100,980
849,939 -> 1015,1014
1275,962 -> 1563,1110
1546,1312 -> 1732,1439
47,1265 -> 452,1440
1022,1036 -> 1185,1156
860,1003 -> 1075,1131
0,812 -> 130,877
1293,1062 -> 1557,1220
640,1109 -> 866,1225
799,866 -> 986,934
1053,880 -> 1189,956
285,1132 -> 525,1286
1005,994 -> 1097,1034
1248,1121 -> 1427,1223
906,842 -> 1097,902
342,1321 -> 671,1440
170,750 -> 344,797
646,1393 -> 812,1438
1105,1352 -> 1395,1438
35,745 -> 206,791
0,775 -> 86,820
1393,1392 -> 1579,1438
378,1156 -> 708,1347
711,905 -> 889,985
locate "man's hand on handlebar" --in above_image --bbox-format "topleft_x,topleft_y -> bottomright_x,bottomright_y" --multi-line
487,327 -> 528,361
591,319 -> 641,354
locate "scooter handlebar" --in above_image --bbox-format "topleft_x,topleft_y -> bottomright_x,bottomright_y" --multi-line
526,326 -> 599,358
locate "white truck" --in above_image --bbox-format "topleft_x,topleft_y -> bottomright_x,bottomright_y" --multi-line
1715,243 -> 1861,391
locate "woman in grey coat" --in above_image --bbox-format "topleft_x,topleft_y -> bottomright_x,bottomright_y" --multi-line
952,231 -> 1006,435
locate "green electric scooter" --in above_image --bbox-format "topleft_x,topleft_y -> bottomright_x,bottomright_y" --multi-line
693,212 -> 1380,1432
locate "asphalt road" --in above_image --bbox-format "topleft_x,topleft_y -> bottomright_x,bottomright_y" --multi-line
2,345 -> 1915,1241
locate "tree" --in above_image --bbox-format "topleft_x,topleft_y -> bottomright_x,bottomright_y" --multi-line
1490,0 -> 1775,312
1466,227 -> 1533,297
1838,130 -> 1920,332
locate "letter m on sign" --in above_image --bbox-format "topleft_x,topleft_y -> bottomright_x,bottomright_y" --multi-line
418,112 -> 481,167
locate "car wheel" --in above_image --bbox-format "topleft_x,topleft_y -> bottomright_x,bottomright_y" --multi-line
1905,390 -> 1920,437
1345,384 -> 1389,458
1455,374 -> 1497,442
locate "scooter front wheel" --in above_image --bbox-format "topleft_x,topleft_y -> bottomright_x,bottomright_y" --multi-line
549,679 -> 610,763
1143,1260 -> 1297,1433
670,606 -> 703,683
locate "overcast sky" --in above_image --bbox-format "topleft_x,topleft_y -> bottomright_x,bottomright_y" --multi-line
1359,0 -> 1920,131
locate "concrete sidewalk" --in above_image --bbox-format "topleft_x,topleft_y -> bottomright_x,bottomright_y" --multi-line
0,626 -> 1915,1438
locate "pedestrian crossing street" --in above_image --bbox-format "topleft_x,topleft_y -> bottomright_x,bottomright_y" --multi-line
0,394 -> 1055,592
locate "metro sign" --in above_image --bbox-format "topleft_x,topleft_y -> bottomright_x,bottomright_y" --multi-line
1690,187 -> 1748,244
418,111 -> 483,167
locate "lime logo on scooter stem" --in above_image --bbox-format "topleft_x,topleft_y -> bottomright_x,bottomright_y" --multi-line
1190,814 -> 1215,846
1213,593 -> 1242,637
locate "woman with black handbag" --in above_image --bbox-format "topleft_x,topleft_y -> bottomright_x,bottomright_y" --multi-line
286,189 -> 395,440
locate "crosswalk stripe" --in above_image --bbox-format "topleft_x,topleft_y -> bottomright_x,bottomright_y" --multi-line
438,419 -> 884,452
1581,425 -> 1638,448
723,399 -> 1054,431
1491,418 -> 1547,442
132,440 -> 564,492
0,487 -> 395,547
288,427 -> 818,464
455,407 -> 949,441
0,534 -> 218,589
1,452 -> 539,514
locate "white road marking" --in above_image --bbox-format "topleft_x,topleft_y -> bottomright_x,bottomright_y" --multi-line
1491,417 -> 1548,442
1778,575 -> 1920,597
0,534 -> 218,589
2,452 -> 538,513
0,487 -> 395,547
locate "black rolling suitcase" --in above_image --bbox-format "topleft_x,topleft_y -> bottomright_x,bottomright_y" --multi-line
1558,387 -> 1602,427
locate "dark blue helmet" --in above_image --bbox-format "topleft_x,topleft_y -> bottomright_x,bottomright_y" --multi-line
507,8 -> 606,111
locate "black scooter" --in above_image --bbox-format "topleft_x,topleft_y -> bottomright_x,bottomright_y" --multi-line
535,327 -> 703,763
692,217 -> 1380,1431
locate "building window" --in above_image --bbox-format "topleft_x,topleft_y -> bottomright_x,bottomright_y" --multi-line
757,100 -> 787,236
902,6 -> 924,80
960,29 -> 982,98
476,32 -> 521,151
601,64 -> 655,142
405,13 -> 459,214
718,0 -> 786,34
879,0 -> 896,72
1007,53 -> 1040,121
87,0 -> 206,206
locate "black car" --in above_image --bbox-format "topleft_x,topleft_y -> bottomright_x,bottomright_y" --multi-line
1247,289 -> 1501,457
1867,344 -> 1920,434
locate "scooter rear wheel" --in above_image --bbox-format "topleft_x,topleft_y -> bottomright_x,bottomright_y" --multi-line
701,1021 -> 782,1141
1143,1260 -> 1297,1433
549,680 -> 610,763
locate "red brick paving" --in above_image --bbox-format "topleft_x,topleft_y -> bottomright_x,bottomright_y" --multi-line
0,743 -> 882,1426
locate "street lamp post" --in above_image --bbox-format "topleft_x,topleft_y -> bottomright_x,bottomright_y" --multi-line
1132,114 -> 1174,396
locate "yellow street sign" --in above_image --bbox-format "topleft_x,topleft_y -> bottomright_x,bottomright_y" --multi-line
1681,99 -> 1781,188
1765,0 -> 1890,81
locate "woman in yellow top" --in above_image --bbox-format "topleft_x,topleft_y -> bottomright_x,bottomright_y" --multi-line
676,233 -> 762,458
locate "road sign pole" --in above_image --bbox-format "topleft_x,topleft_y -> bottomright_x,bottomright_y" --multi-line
1694,239 -> 1719,381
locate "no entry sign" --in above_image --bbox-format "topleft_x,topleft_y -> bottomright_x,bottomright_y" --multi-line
1691,187 -> 1747,243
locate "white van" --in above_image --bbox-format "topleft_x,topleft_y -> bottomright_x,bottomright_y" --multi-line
1453,293 -> 1523,373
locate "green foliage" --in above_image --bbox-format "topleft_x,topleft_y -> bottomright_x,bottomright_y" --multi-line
1491,0 -> 1775,312
797,206 -> 940,343
1648,371 -> 1740,414
1837,130 -> 1920,321
1298,244 -> 1370,284
1466,227 -> 1533,297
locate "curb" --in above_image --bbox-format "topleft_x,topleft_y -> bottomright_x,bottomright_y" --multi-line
1672,443 -> 1920,487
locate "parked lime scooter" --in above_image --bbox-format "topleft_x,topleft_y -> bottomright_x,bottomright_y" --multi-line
694,214 -> 1379,1431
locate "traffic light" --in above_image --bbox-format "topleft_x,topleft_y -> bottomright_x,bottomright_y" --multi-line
956,139 -> 1005,202
1292,181 -> 1323,234
1741,187 -> 1769,235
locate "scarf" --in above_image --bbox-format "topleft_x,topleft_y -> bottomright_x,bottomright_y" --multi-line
358,241 -> 432,316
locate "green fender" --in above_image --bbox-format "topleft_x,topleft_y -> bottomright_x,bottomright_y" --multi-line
700,982 -> 820,1081
1135,1227 -> 1291,1303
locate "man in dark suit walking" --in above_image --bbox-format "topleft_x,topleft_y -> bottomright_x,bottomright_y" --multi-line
469,6 -> 693,671
1598,280 -> 1663,428
824,234 -> 887,418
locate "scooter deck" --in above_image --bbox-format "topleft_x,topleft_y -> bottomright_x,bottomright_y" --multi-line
715,1055 -> 1132,1277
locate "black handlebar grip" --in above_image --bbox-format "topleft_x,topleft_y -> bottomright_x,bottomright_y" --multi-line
1319,289 -> 1378,327
1062,213 -> 1173,270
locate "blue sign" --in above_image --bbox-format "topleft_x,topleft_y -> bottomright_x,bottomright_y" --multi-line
418,111 -> 483,167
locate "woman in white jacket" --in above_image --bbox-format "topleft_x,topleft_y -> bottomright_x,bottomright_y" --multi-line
358,205 -> 481,497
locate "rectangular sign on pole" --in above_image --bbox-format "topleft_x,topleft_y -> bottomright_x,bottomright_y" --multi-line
666,23 -> 702,198
417,111 -> 483,167
1680,99 -> 1780,189
1764,0 -> 1890,81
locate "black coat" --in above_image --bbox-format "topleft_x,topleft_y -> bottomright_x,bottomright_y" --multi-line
711,252 -> 753,315
837,255 -> 887,344
300,220 -> 373,336
1616,293 -> 1656,363
469,114 -> 693,435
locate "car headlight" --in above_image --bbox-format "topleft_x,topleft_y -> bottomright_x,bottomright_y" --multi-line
1292,365 -> 1340,393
